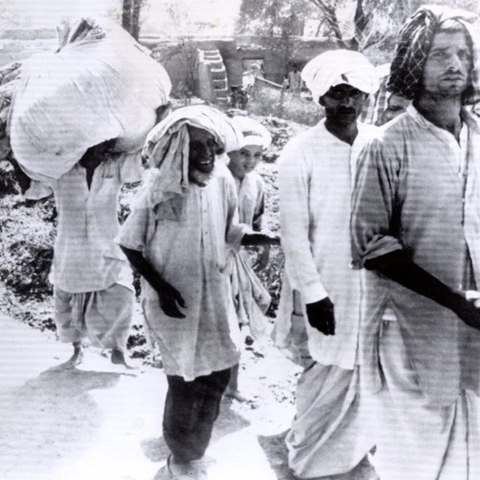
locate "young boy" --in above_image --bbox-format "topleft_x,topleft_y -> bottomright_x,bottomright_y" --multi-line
116,105 -> 279,480
224,116 -> 272,401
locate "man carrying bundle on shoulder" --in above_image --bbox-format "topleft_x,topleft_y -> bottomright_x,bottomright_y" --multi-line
13,17 -> 172,369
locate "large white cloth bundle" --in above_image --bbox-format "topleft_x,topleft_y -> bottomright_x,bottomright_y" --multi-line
9,18 -> 171,180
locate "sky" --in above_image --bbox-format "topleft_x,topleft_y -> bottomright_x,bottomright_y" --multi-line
5,0 -> 120,28
3,0 -> 242,36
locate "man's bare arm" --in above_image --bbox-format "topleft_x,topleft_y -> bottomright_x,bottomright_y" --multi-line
241,232 -> 280,247
366,250 -> 480,331
120,245 -> 186,318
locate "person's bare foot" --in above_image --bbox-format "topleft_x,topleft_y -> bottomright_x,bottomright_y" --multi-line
224,388 -> 247,403
60,342 -> 84,369
111,348 -> 135,369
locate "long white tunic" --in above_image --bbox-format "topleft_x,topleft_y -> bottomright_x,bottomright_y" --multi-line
352,105 -> 480,405
228,169 -> 270,338
116,168 -> 246,380
277,119 -> 377,369
45,153 -> 142,293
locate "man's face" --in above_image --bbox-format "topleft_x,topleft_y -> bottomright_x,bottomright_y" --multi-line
188,126 -> 219,175
227,144 -> 263,179
422,30 -> 472,97
320,84 -> 365,127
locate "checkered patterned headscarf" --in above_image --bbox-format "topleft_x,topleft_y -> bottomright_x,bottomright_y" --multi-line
388,6 -> 480,104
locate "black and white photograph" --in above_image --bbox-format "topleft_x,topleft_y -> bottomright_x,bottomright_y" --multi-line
1,1 -> 480,479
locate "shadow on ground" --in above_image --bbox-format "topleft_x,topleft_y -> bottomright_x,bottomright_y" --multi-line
258,430 -> 297,480
0,368 -> 121,476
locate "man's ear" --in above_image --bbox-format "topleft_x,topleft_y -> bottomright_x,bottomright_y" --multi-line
319,95 -> 325,106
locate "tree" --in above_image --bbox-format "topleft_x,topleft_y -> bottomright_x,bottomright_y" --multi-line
122,0 -> 146,40
306,0 -> 479,52
307,0 -> 347,43
236,0 -> 319,78
236,0 -> 314,37
353,0 -> 422,51
238,0 -> 479,59
303,0 -> 414,51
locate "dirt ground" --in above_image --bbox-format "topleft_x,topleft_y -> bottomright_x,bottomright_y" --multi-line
0,307 -> 299,480
0,303 -> 381,480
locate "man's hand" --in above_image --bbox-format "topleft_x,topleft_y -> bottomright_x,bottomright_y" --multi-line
155,102 -> 172,124
465,290 -> 480,307
253,244 -> 270,272
120,245 -> 187,319
365,251 -> 480,332
155,280 -> 186,318
306,298 -> 335,336
8,155 -> 31,194
451,292 -> 480,331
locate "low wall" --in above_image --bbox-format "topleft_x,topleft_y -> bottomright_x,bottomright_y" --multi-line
248,77 -> 323,126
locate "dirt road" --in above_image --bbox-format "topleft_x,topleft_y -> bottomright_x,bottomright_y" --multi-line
0,312 -> 303,480
0,311 -> 382,480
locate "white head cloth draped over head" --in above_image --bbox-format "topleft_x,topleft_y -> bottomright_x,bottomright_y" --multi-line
301,49 -> 379,103
230,116 -> 272,149
140,105 -> 243,211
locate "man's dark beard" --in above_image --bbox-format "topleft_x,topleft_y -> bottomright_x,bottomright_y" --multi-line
189,167 -> 214,187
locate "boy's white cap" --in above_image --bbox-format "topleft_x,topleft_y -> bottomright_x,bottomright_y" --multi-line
231,116 -> 272,149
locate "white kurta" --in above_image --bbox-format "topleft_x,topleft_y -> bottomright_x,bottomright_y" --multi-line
275,120 -> 378,478
48,153 -> 142,293
351,105 -> 480,480
23,153 -> 142,350
352,105 -> 480,404
228,169 -> 270,338
116,168 -> 246,381
235,170 -> 265,231
277,119 -> 377,369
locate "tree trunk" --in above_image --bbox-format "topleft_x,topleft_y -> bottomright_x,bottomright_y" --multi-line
131,0 -> 143,40
122,0 -> 144,40
307,0 -> 347,46
122,0 -> 133,33
354,0 -> 367,43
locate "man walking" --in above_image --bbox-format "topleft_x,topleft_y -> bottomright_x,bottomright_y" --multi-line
352,6 -> 480,479
275,49 -> 379,479
117,106 -> 278,480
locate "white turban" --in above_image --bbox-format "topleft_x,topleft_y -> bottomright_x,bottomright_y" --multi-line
140,105 -> 243,211
230,116 -> 272,149
143,105 -> 242,167
301,49 -> 379,103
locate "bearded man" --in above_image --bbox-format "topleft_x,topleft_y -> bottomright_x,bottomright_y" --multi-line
352,6 -> 480,479
117,105 -> 278,480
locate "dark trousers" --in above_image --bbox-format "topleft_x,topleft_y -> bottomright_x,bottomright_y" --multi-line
163,368 -> 231,463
